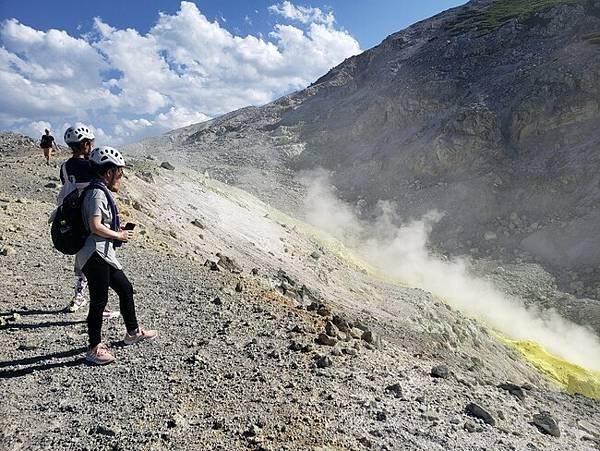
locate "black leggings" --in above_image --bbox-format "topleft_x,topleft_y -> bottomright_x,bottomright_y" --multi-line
82,252 -> 138,348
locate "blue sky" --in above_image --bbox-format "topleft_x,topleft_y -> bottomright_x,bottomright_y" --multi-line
0,1 -> 466,49
0,1 -> 466,144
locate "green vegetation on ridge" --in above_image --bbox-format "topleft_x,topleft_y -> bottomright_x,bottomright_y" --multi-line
448,0 -> 583,35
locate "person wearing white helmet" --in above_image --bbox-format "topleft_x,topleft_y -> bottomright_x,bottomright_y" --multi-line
59,124 -> 119,320
76,146 -> 157,365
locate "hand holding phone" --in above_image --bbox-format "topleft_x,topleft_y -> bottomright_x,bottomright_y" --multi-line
123,222 -> 136,231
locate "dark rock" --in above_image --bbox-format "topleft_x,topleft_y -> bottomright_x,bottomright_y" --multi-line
95,425 -> 117,436
431,364 -> 450,379
376,411 -> 387,421
498,382 -> 526,401
0,246 -> 16,256
191,219 -> 205,229
211,296 -> 222,306
332,314 -> 351,333
316,333 -> 337,346
361,330 -> 376,344
385,383 -> 403,398
310,251 -> 321,259
204,260 -> 220,271
315,355 -> 332,368
251,268 -> 259,276
465,403 -> 495,426
531,412 -> 560,437
317,305 -> 331,317
216,253 -> 242,274
137,171 -> 155,183
44,182 -> 57,188
235,281 -> 243,292
160,161 -> 175,170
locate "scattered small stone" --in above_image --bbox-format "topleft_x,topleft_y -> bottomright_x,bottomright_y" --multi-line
342,347 -> 358,356
204,260 -> 220,271
242,424 -> 261,438
235,281 -> 243,292
385,383 -> 403,398
422,410 -> 440,421
498,383 -> 525,401
310,251 -> 321,259
531,412 -> 560,437
251,268 -> 259,276
191,219 -> 205,229
18,342 -> 38,351
44,182 -> 57,188
325,321 -> 338,337
217,253 -> 243,274
167,413 -> 186,429
430,364 -> 449,379
317,305 -> 331,317
358,437 -> 373,448
160,161 -> 175,170
332,314 -> 351,333
465,403 -> 495,426
361,329 -> 376,345
212,419 -> 225,430
0,246 -> 16,256
331,347 -> 343,356
464,421 -> 477,433
376,411 -> 387,421
95,425 -> 117,436
315,355 -> 332,368
316,333 -> 337,346
211,296 -> 222,306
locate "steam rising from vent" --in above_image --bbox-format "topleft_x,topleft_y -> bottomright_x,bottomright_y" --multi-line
302,170 -> 600,372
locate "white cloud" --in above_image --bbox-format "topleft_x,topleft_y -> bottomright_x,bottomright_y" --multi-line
0,2 -> 360,145
268,1 -> 334,27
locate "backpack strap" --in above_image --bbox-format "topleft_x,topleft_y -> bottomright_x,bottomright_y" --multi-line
84,181 -> 122,247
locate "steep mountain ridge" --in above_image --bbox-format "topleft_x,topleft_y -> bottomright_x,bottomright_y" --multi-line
126,0 -> 600,305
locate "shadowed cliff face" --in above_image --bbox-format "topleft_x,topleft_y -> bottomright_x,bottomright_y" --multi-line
127,0 -> 600,292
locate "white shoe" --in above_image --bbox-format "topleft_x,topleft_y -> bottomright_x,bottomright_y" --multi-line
68,295 -> 88,312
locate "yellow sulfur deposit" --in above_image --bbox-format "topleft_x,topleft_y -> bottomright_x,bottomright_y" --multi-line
496,334 -> 600,400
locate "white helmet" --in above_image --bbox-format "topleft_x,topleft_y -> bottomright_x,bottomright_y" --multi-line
64,123 -> 95,144
90,146 -> 126,167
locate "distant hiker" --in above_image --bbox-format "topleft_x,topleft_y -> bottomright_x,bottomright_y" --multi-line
40,129 -> 59,165
78,146 -> 157,364
60,124 -> 118,320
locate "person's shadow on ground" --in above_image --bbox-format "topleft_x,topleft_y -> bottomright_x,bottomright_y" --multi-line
0,347 -> 88,379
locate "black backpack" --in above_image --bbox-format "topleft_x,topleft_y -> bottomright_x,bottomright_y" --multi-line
40,135 -> 51,148
50,187 -> 91,255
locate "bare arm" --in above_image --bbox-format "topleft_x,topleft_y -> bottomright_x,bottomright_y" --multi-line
89,215 -> 133,242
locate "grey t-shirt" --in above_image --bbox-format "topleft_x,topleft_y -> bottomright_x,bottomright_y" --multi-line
75,188 -> 122,271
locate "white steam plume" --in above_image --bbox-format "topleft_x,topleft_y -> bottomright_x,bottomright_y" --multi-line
303,171 -> 600,372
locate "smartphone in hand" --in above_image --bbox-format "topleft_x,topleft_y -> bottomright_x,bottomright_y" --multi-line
123,222 -> 136,231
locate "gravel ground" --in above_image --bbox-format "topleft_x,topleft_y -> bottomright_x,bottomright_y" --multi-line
1,136 -> 599,450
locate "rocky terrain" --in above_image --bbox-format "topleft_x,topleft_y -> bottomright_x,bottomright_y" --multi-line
126,0 -> 600,302
2,133 -> 600,450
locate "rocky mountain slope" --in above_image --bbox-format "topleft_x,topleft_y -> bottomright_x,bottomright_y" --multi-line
126,0 -> 600,300
2,135 -> 600,449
